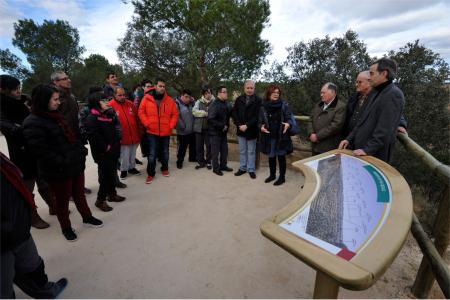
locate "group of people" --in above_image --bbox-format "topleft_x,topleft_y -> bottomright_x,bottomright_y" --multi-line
0,56 -> 406,298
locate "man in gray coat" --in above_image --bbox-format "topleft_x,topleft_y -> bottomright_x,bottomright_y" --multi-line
175,89 -> 195,169
310,82 -> 347,155
339,58 -> 405,163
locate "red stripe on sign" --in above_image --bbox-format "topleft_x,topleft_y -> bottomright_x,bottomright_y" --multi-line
337,248 -> 356,260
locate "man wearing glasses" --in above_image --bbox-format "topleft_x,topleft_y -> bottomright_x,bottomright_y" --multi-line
208,86 -> 233,176
51,71 -> 92,194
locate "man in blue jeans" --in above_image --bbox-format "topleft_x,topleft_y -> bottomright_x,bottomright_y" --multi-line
232,80 -> 262,179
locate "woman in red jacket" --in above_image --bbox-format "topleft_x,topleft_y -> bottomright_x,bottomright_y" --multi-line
108,87 -> 142,180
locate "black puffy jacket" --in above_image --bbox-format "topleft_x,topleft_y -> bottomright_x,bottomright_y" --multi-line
85,108 -> 121,163
22,114 -> 87,180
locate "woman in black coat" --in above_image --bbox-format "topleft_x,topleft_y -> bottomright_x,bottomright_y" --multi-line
85,92 -> 125,212
23,84 -> 103,242
0,75 -> 51,229
259,84 -> 294,186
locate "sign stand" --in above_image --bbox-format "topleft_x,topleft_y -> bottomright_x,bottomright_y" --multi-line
260,150 -> 413,298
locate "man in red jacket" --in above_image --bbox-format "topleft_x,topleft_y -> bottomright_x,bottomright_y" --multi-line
109,87 -> 142,180
138,78 -> 178,184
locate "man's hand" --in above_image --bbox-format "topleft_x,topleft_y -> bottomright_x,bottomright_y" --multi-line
397,126 -> 407,134
261,125 -> 270,134
338,140 -> 349,149
223,125 -> 228,132
239,124 -> 248,132
282,122 -> 290,134
353,149 -> 367,156
309,133 -> 318,143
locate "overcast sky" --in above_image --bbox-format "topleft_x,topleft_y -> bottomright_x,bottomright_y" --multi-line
1,0 -> 449,72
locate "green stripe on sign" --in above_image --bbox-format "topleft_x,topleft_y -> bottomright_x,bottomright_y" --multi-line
363,165 -> 390,203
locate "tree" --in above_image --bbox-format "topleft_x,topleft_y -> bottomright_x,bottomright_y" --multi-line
284,30 -> 371,114
118,0 -> 271,93
12,19 -> 85,73
0,48 -> 30,80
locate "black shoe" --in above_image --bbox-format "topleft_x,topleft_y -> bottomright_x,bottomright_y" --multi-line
234,169 -> 246,176
116,181 -> 127,188
83,216 -> 103,228
120,171 -> 128,180
62,228 -> 77,242
221,166 -> 233,172
176,161 -> 183,169
274,177 -> 285,186
84,187 -> 92,194
135,158 -> 143,165
265,175 -> 276,183
195,163 -> 205,169
206,163 -> 212,170
249,172 -> 256,179
213,170 -> 223,176
15,277 -> 68,299
128,168 -> 141,175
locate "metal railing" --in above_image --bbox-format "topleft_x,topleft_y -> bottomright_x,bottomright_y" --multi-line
292,115 -> 450,298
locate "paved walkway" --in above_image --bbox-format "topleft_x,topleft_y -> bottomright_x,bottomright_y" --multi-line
1,136 -> 424,298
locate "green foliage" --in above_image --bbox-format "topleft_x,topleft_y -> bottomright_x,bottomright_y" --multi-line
12,19 -> 85,73
265,30 -> 371,115
118,0 -> 271,94
0,48 -> 30,80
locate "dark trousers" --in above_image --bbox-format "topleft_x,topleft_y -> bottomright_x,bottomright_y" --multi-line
196,131 -> 211,165
48,173 -> 92,231
210,134 -> 228,171
177,133 -> 196,163
269,155 -> 286,178
146,134 -> 170,176
97,157 -> 118,199
1,236 -> 43,298
140,134 -> 149,157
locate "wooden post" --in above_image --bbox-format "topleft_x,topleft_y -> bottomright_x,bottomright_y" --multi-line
313,271 -> 340,299
412,186 -> 450,298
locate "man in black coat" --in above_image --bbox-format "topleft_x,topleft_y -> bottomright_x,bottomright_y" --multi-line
1,153 -> 67,298
208,86 -> 233,176
339,58 -> 405,163
232,80 -> 261,179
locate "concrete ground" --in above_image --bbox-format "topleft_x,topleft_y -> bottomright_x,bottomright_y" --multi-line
1,136 -> 437,299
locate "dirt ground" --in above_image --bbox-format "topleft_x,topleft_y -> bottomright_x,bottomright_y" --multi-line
1,136 -> 445,299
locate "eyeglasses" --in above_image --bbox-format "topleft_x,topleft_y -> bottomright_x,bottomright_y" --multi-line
56,77 -> 69,81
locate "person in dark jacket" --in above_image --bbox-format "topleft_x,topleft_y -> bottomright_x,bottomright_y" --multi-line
85,92 -> 126,212
51,71 -> 92,195
23,84 -> 103,242
208,86 -> 233,176
339,58 -> 405,163
310,82 -> 346,155
175,89 -> 196,169
344,70 -> 407,137
1,152 -> 68,298
0,74 -> 50,229
259,85 -> 294,186
232,80 -> 262,179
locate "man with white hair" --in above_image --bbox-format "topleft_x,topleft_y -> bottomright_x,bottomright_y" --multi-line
232,80 -> 262,179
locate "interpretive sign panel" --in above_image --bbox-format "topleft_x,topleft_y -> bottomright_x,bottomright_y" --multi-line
260,149 -> 412,295
280,153 -> 391,260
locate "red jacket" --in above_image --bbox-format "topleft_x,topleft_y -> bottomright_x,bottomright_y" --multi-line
108,99 -> 141,145
138,90 -> 178,137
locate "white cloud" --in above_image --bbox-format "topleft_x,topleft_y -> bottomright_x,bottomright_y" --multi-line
0,0 -> 23,37
262,0 -> 450,66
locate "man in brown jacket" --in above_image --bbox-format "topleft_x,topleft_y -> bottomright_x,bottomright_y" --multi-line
310,82 -> 346,155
